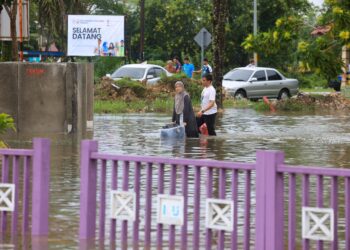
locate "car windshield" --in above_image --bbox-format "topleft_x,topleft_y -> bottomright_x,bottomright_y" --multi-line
111,67 -> 146,79
224,69 -> 253,81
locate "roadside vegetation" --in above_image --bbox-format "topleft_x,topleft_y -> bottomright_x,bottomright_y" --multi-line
94,75 -> 350,114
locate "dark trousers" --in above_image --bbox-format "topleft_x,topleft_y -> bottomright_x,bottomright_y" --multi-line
197,113 -> 217,136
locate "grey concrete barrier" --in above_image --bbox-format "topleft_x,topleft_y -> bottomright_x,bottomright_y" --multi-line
0,62 -> 94,135
0,63 -> 18,126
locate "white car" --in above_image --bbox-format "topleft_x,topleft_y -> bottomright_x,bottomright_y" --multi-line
108,64 -> 172,85
223,67 -> 299,100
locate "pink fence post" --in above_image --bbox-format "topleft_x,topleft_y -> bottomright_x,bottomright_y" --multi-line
255,150 -> 285,250
31,138 -> 51,236
79,140 -> 98,240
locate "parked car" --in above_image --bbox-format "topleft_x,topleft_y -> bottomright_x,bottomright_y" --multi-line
107,64 -> 172,85
223,67 -> 299,100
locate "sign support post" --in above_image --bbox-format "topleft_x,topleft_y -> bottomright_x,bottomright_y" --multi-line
194,28 -> 212,65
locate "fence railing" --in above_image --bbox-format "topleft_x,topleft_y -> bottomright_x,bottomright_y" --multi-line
79,140 -> 350,250
0,138 -> 50,237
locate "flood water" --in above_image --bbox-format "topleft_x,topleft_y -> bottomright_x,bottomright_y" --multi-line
4,108 -> 350,249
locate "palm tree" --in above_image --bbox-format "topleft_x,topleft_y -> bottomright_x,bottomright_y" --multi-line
33,0 -> 89,52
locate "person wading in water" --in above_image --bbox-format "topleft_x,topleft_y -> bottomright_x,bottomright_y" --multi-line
172,81 -> 199,138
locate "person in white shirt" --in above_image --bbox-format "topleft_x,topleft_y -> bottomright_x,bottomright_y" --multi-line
196,74 -> 217,136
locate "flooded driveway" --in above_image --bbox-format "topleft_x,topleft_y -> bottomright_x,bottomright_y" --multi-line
4,108 -> 350,249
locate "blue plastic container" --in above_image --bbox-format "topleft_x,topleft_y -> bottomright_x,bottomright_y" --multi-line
160,125 -> 185,139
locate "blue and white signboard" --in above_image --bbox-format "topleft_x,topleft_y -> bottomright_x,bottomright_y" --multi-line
157,195 -> 184,226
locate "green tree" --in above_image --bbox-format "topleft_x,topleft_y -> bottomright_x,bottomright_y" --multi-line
142,0 -> 211,61
225,0 -> 310,69
242,0 -> 350,81
32,0 -> 90,53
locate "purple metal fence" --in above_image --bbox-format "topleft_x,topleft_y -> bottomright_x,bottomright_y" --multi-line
79,140 -> 255,249
79,140 -> 350,250
0,138 -> 50,237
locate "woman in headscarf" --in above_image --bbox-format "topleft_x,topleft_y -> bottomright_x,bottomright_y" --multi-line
172,81 -> 199,138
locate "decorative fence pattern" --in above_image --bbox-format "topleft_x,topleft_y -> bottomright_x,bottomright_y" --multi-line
79,140 -> 350,250
0,138 -> 50,238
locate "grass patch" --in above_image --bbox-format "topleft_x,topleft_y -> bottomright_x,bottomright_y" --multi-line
275,99 -> 315,112
94,100 -> 130,113
95,99 -> 175,114
254,102 -> 271,112
224,99 -> 252,109
300,88 -> 334,93
223,99 -> 269,111
95,98 -> 273,114
149,98 -> 173,112
96,94 -> 346,114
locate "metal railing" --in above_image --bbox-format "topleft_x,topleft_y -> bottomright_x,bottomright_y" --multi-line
79,140 -> 350,250
0,138 -> 50,238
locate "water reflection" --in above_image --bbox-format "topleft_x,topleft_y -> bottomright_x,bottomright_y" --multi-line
3,109 -> 350,249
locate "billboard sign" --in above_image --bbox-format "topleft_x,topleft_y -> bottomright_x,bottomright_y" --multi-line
67,15 -> 125,57
0,0 -> 30,41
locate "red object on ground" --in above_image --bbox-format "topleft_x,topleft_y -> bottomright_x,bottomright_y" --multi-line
199,123 -> 209,135
263,96 -> 276,112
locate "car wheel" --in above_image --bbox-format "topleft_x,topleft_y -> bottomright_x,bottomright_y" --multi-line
278,89 -> 290,100
234,90 -> 247,100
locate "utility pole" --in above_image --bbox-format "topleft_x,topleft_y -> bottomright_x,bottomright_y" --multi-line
253,0 -> 258,66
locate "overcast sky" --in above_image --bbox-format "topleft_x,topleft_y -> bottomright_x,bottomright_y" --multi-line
310,0 -> 324,7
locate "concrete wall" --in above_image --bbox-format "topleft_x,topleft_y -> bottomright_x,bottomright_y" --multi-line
0,62 -> 94,134
0,63 -> 18,122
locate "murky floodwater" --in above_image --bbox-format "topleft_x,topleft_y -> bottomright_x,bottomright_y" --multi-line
3,108 -> 350,249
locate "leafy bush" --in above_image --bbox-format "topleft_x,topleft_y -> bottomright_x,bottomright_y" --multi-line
275,99 -> 315,112
0,113 -> 15,135
284,72 -> 328,89
0,113 -> 15,148
159,73 -> 202,100
115,78 -> 147,97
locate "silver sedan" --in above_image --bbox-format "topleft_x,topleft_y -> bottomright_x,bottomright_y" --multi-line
108,64 -> 172,85
223,67 -> 299,100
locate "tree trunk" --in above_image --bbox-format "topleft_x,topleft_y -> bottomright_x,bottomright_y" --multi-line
58,0 -> 66,53
4,2 -> 18,61
139,0 -> 145,61
10,2 -> 18,61
212,0 -> 228,109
